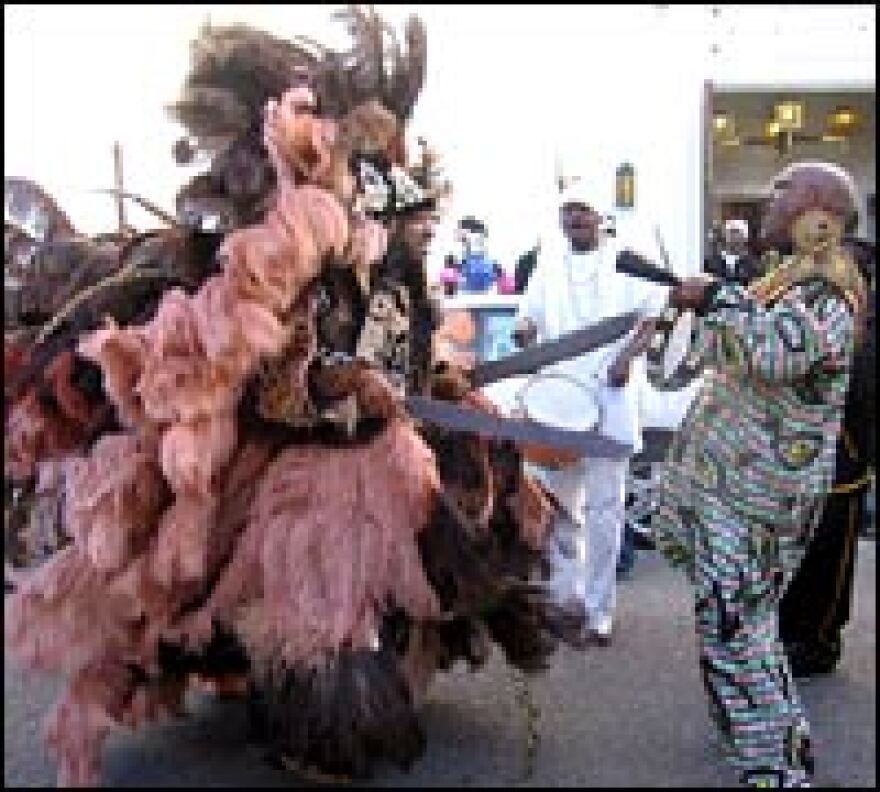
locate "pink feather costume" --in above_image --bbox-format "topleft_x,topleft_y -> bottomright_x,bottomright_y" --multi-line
4,16 -> 586,785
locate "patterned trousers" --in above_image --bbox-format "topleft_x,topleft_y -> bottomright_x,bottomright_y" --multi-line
692,502 -> 815,787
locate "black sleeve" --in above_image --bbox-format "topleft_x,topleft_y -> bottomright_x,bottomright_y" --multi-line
703,254 -> 723,279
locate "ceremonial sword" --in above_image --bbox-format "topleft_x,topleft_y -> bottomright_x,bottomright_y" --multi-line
407,310 -> 643,459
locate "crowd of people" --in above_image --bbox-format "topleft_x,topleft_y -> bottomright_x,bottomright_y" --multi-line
3,7 -> 875,790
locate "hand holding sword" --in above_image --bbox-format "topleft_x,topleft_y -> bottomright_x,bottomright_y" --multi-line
615,248 -> 719,313
414,311 -> 647,459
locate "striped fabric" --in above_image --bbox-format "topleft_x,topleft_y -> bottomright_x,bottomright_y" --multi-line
650,278 -> 855,787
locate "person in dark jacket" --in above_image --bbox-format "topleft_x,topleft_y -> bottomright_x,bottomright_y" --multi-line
514,242 -> 540,293
778,235 -> 875,677
704,218 -> 763,286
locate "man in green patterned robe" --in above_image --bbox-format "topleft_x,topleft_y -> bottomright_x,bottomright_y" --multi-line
648,162 -> 868,788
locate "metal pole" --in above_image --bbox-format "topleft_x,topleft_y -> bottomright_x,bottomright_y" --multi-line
113,142 -> 125,234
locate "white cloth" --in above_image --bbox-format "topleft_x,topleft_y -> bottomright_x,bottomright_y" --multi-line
723,218 -> 749,239
542,457 -> 628,634
517,234 -> 666,454
723,252 -> 740,278
560,179 -> 603,210
519,229 -> 665,634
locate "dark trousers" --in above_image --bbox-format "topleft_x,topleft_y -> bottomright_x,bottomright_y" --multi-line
779,489 -> 863,663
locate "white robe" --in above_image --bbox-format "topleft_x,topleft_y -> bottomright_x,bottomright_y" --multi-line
517,232 -> 665,633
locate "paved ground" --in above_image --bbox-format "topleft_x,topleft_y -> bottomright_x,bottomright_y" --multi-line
5,542 -> 875,788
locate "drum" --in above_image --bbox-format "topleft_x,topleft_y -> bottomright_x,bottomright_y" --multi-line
646,304 -> 703,391
514,372 -> 602,470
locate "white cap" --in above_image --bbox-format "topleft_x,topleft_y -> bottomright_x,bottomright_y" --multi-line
724,218 -> 749,237
559,178 -> 603,211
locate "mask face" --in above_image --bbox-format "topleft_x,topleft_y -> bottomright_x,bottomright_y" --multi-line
790,208 -> 843,255
761,166 -> 854,251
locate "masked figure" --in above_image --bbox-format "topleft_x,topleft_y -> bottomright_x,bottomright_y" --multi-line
4,9 -> 587,786
648,161 -> 867,788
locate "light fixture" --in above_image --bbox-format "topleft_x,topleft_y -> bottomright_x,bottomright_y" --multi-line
773,100 -> 804,131
827,106 -> 859,132
764,120 -> 781,139
821,133 -> 847,144
713,113 -> 732,134
616,162 -> 635,209
830,107 -> 856,126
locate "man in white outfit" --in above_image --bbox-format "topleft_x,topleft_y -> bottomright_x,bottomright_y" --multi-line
513,180 -> 664,644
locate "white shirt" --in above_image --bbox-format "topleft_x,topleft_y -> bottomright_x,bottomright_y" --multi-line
723,252 -> 739,278
517,235 -> 666,455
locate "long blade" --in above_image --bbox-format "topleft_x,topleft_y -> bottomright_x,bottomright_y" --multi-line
616,249 -> 681,286
470,310 -> 640,388
654,227 -> 673,271
407,395 -> 632,459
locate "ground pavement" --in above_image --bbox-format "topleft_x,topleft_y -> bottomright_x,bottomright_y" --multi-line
5,542 -> 875,788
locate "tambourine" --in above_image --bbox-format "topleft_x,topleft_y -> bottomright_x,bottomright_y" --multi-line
514,372 -> 602,470
615,248 -> 705,391
646,304 -> 703,391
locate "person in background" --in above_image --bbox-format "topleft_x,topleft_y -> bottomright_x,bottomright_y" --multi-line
616,520 -> 637,581
512,180 -> 664,645
778,233 -> 875,678
439,252 -> 461,296
704,218 -> 762,286
457,216 -> 499,293
515,240 -> 540,293
495,265 -> 516,295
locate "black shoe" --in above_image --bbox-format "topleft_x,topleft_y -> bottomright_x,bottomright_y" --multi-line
632,530 -> 655,551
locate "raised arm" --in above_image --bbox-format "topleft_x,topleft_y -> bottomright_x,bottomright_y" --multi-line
671,277 -> 856,384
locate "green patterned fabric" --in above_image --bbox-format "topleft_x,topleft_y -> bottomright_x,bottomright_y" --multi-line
650,278 -> 856,788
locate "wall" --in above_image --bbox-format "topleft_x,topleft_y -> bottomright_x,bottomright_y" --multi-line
712,132 -> 876,235
5,5 -> 876,279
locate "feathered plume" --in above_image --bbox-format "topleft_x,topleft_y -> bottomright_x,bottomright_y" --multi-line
5,178 -> 77,244
168,24 -> 319,151
318,5 -> 426,123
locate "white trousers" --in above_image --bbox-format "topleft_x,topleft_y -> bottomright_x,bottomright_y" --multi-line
540,456 -> 629,634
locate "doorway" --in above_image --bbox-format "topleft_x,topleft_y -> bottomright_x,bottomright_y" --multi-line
703,83 -> 876,264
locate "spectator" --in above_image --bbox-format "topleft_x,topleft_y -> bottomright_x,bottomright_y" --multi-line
439,252 -> 461,296
457,216 -> 499,293
515,242 -> 540,293
513,179 -> 665,645
704,218 -> 762,286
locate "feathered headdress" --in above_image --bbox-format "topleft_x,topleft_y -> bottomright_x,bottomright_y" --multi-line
168,5 -> 428,230
408,136 -> 451,210
355,134 -> 451,220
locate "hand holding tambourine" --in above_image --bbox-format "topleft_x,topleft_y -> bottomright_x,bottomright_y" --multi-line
616,250 -> 711,390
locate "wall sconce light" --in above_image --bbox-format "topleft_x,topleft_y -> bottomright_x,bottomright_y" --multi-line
773,100 -> 804,131
615,162 -> 635,209
827,106 -> 859,133
764,120 -> 781,139
712,113 -> 733,135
